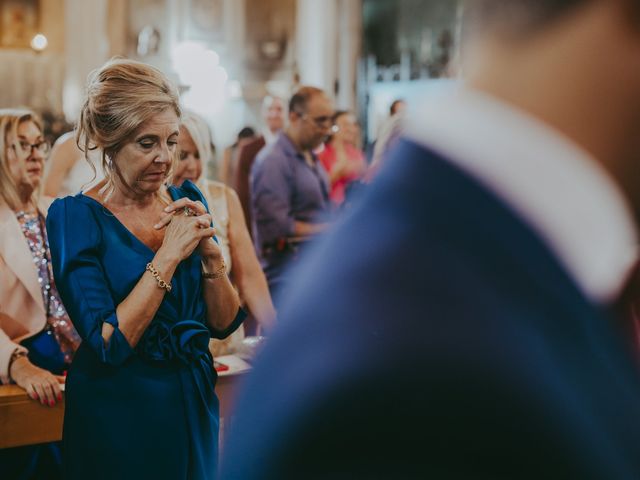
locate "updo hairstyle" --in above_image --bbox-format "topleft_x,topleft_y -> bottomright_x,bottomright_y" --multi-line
76,58 -> 181,190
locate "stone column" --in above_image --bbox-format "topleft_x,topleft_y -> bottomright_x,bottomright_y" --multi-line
295,0 -> 338,96
335,0 -> 362,111
106,0 -> 128,58
63,0 -> 109,121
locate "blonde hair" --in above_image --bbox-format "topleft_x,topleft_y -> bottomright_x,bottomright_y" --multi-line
180,111 -> 214,181
0,108 -> 43,210
76,58 -> 181,193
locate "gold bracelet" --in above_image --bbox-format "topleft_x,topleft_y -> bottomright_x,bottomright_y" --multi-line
202,260 -> 227,280
8,348 -> 28,381
146,262 -> 172,292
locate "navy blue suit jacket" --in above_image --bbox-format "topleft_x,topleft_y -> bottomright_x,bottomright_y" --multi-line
221,140 -> 640,479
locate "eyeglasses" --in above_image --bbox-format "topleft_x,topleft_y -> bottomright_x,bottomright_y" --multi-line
13,140 -> 50,156
295,110 -> 334,129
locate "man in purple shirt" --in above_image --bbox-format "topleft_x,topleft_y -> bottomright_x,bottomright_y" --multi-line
250,86 -> 333,297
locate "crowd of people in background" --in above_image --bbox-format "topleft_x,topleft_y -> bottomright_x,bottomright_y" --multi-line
40,79 -> 399,311
8,1 -> 640,478
0,109 -> 78,479
8,1 -> 640,479
0,50 -> 404,479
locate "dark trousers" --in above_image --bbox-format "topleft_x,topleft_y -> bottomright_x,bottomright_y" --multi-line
0,442 -> 62,480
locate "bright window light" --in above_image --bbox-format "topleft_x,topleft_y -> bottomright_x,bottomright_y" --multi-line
171,41 -> 228,115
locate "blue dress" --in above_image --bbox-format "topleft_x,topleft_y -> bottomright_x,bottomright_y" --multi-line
46,181 -> 245,480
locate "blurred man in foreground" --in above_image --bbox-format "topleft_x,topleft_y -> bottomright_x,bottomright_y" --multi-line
222,1 -> 640,478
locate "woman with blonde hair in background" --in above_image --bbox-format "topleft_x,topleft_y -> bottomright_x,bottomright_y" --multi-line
43,130 -> 103,197
174,111 -> 276,355
47,59 -> 244,480
0,108 -> 80,479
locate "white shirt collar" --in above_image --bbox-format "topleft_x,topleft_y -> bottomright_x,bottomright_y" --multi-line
263,128 -> 279,145
404,86 -> 638,304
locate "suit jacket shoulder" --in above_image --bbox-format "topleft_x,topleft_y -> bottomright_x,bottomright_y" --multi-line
222,139 -> 640,479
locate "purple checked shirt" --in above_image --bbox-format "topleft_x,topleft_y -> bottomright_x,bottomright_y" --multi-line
250,132 -> 331,288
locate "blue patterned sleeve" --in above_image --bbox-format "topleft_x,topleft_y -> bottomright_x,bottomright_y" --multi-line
47,197 -> 134,366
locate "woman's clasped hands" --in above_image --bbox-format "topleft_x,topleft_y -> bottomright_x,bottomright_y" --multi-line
154,198 -> 222,262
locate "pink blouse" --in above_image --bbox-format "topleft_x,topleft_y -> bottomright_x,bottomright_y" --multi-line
318,143 -> 366,204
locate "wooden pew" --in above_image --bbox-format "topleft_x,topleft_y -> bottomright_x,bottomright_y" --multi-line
0,371 -> 247,449
0,385 -> 64,449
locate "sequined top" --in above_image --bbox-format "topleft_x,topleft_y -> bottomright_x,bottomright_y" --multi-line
16,210 -> 80,364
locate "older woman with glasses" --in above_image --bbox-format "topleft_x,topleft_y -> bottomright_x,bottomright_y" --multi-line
0,108 -> 81,479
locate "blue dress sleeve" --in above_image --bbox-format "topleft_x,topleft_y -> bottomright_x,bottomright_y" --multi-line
47,197 -> 135,366
171,180 -> 218,244
210,308 -> 247,340
174,180 -> 209,208
173,181 -> 247,338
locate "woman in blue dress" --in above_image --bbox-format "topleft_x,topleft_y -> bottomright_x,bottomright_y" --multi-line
46,58 -> 244,480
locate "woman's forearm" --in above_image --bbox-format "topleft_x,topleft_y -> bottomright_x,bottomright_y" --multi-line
202,257 -> 241,332
102,247 -> 180,348
225,186 -> 276,329
239,271 -> 276,330
234,250 -> 276,329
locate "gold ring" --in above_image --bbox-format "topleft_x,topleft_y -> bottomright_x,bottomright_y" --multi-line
183,207 -> 195,216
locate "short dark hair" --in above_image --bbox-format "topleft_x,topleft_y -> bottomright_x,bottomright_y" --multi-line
324,110 -> 353,143
289,86 -> 325,115
332,110 -> 350,123
237,126 -> 256,140
389,99 -> 405,116
465,0 -> 593,33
